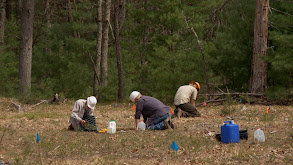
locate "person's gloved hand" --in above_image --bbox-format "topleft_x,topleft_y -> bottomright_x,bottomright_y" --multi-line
80,120 -> 86,126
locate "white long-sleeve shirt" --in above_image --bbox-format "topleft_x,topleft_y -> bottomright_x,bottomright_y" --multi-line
69,99 -> 94,130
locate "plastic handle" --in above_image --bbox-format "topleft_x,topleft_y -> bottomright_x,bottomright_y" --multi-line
224,121 -> 232,124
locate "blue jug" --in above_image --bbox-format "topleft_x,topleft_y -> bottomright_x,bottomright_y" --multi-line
221,121 -> 240,143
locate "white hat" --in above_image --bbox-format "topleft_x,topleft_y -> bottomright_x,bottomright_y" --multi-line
129,91 -> 140,103
87,96 -> 97,110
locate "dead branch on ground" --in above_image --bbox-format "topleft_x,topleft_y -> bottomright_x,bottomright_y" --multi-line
196,99 -> 227,106
10,101 -> 22,111
31,100 -> 49,108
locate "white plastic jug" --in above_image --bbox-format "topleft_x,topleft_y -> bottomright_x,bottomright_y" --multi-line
254,128 -> 265,142
107,120 -> 116,134
137,121 -> 146,130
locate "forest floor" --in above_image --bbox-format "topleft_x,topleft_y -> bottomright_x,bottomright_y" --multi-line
0,97 -> 292,165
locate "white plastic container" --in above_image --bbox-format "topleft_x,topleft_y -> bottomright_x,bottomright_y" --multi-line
254,128 -> 265,142
107,120 -> 116,134
137,121 -> 146,130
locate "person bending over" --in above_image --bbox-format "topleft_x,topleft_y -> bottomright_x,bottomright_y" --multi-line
129,91 -> 175,130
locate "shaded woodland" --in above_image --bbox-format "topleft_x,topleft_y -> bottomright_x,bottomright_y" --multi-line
0,0 -> 292,103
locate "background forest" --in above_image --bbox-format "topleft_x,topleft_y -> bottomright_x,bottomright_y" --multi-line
0,0 -> 292,103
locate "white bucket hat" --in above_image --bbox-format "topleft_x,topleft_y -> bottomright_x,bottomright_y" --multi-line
87,96 -> 97,110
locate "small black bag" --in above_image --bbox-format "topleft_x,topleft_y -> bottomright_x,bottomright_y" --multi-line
215,130 -> 248,141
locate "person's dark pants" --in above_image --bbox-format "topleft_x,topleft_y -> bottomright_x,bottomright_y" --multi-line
175,103 -> 201,117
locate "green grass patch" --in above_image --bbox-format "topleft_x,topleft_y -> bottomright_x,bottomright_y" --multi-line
260,114 -> 275,122
221,96 -> 237,115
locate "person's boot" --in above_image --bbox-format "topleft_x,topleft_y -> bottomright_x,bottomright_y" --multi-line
172,108 -> 178,118
164,119 -> 171,129
168,120 -> 175,129
68,124 -> 74,131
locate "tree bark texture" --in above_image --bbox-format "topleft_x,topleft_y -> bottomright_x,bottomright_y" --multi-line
66,0 -> 79,38
250,0 -> 269,93
44,0 -> 51,55
0,0 -> 5,53
16,0 -> 22,20
5,0 -> 10,21
93,0 -> 103,96
100,0 -> 111,86
140,0 -> 148,65
118,0 -> 125,30
114,0 -> 124,101
45,0 -> 51,29
19,0 -> 34,96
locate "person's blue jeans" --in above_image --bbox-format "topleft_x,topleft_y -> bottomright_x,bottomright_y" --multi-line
147,114 -> 169,130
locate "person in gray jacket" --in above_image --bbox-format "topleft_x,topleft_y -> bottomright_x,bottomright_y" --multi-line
129,91 -> 175,130
68,96 -> 97,131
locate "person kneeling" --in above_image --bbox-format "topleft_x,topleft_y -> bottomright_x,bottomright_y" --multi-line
129,91 -> 175,130
68,96 -> 97,131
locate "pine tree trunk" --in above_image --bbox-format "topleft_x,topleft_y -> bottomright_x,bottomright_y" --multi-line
0,0 -> 5,53
5,0 -> 10,21
19,0 -> 34,96
44,0 -> 51,55
66,0 -> 79,38
140,0 -> 147,65
15,0 -> 22,20
250,0 -> 269,93
93,0 -> 103,96
100,0 -> 111,86
118,0 -> 125,29
114,0 -> 124,101
66,0 -> 73,23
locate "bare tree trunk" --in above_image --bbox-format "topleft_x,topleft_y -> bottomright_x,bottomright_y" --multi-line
93,0 -> 103,96
100,0 -> 111,86
5,0 -> 10,21
45,0 -> 51,30
44,0 -> 51,55
15,0 -> 22,20
19,0 -> 34,96
114,0 -> 123,101
66,0 -> 79,38
66,0 -> 73,23
118,0 -> 125,30
140,0 -> 147,65
250,0 -> 269,93
0,0 -> 5,53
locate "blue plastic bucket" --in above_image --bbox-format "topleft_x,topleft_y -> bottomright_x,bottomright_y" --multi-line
221,121 -> 240,143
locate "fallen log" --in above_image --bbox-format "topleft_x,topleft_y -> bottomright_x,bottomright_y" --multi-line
196,99 -> 227,106
200,93 -> 264,97
31,100 -> 49,108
